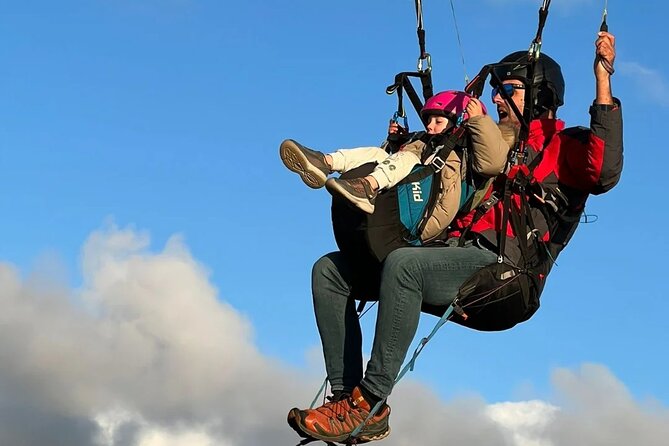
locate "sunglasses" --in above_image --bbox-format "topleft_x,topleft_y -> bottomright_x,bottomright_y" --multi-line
491,83 -> 525,99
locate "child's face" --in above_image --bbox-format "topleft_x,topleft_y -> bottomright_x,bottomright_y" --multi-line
426,115 -> 452,134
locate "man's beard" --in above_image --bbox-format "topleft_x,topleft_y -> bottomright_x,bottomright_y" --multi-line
497,103 -> 522,126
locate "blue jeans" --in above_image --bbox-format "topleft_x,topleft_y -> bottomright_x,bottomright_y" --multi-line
311,243 -> 498,400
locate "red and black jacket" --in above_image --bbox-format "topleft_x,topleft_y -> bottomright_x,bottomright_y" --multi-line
449,100 -> 623,268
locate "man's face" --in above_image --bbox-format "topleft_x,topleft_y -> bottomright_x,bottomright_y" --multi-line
492,80 -> 526,125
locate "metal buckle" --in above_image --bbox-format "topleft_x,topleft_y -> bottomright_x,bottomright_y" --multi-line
430,155 -> 446,171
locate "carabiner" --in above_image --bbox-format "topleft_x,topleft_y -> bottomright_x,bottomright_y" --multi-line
528,40 -> 542,61
417,53 -> 432,73
392,111 -> 409,131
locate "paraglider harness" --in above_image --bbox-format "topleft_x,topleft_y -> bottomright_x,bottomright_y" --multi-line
444,0 -> 567,332
332,123 -> 481,265
299,1 -> 603,445
333,0 -> 488,266
332,0 -> 561,329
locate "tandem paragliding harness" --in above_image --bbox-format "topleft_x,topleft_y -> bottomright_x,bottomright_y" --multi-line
298,1 -> 611,445
330,0 -> 476,305
417,0 -> 618,351
333,124 -> 472,260
333,0 -> 487,268
443,0 -> 611,331
437,0 -> 555,332
332,0 -> 556,314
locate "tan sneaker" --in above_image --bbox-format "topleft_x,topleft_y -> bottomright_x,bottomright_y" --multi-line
280,139 -> 331,188
325,178 -> 377,214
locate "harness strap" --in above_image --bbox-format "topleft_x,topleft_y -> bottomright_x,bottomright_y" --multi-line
456,192 -> 499,247
509,175 -> 534,267
349,302 -> 457,440
464,64 -> 492,98
456,128 -> 553,250
386,71 -> 433,129
414,0 -> 426,58
383,0 -> 434,131
426,125 -> 467,169
496,178 -> 513,263
410,127 -> 467,239
529,0 -> 551,59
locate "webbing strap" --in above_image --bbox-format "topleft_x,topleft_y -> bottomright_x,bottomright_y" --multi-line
426,125 -> 466,168
509,182 -> 531,265
456,192 -> 499,247
497,179 -> 512,263
464,65 -> 492,98
414,0 -> 431,75
349,303 -> 457,440
415,0 -> 427,59
304,289 -> 458,443
396,303 -> 456,381
529,0 -> 551,59
309,378 -> 328,409
386,71 -> 433,128
383,0 -> 433,130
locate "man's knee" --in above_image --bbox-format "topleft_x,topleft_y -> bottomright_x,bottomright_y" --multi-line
312,252 -> 348,289
383,248 -> 422,280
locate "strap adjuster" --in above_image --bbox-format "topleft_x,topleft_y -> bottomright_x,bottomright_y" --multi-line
430,156 -> 446,171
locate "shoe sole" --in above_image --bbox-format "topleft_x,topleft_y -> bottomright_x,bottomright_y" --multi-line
325,179 -> 375,214
288,408 -> 316,440
280,140 -> 328,189
292,411 -> 389,444
355,426 -> 391,443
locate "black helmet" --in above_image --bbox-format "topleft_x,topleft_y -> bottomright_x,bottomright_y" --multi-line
491,51 -> 565,117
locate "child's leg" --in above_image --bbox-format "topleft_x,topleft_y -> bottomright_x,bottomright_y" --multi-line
324,145 -> 422,214
368,150 -> 421,190
329,147 -> 389,173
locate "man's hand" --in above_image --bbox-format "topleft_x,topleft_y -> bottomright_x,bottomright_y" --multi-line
595,31 -> 615,78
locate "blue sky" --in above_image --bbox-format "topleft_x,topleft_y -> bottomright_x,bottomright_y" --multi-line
0,1 -> 667,445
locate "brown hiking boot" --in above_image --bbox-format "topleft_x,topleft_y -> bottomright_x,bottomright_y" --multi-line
289,386 -> 390,444
280,139 -> 331,189
325,177 -> 378,214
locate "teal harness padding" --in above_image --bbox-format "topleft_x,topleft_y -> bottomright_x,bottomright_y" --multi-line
396,165 -> 436,246
332,127 -> 479,264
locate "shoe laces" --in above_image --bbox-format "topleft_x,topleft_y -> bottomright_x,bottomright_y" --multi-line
315,396 -> 366,423
327,392 -> 350,402
348,178 -> 376,200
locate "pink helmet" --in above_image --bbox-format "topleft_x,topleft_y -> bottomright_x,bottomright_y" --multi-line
421,90 -> 486,122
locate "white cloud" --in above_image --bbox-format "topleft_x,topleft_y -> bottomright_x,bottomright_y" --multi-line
0,224 -> 667,445
0,223 -> 309,446
487,400 -> 558,446
618,61 -> 669,107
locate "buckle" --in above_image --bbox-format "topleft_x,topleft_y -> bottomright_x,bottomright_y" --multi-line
430,156 -> 446,171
